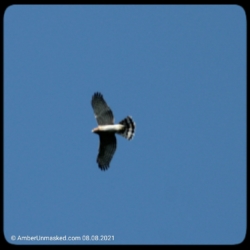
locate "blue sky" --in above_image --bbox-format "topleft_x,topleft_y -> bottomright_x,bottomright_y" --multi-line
4,5 -> 246,245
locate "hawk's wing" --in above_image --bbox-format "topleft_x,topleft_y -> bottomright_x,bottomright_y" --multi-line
97,133 -> 117,170
91,92 -> 114,125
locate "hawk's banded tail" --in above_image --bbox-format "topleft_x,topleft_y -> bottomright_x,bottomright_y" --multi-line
118,116 -> 135,140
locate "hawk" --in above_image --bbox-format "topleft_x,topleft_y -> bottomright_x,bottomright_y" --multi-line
91,92 -> 135,170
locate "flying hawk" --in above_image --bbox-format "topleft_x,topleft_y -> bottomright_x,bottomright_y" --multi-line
91,92 -> 135,170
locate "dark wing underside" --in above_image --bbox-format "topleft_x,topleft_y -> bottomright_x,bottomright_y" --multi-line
97,133 -> 117,170
91,92 -> 114,125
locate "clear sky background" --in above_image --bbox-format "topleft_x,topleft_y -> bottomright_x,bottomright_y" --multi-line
4,5 -> 246,245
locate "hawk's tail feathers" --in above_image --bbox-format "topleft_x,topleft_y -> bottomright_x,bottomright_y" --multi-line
118,116 -> 135,140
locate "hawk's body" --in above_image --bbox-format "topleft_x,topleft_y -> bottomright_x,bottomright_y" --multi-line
91,92 -> 135,170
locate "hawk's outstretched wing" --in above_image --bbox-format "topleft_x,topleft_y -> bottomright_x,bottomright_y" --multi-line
97,133 -> 117,170
91,92 -> 114,125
